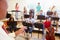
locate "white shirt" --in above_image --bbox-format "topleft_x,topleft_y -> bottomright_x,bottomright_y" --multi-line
25,18 -> 36,23
0,21 -> 15,40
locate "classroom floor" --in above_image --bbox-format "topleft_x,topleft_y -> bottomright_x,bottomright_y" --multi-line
15,32 -> 60,40
15,21 -> 60,40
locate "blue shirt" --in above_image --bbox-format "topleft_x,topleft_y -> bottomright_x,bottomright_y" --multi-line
36,5 -> 41,12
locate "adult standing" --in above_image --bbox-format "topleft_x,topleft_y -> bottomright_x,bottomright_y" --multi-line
0,0 -> 26,40
15,3 -> 19,20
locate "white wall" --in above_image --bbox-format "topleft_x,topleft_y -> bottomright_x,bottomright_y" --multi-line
7,0 -> 60,17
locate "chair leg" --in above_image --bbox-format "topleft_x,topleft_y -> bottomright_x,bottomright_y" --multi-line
31,33 -> 32,37
38,29 -> 40,38
38,32 -> 39,38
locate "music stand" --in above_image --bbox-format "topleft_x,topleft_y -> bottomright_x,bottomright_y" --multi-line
37,15 -> 45,22
51,17 -> 59,27
11,10 -> 21,12
51,17 -> 59,21
47,11 -> 53,17
47,12 -> 53,16
34,23 -> 44,38
24,14 -> 30,18
37,15 -> 45,20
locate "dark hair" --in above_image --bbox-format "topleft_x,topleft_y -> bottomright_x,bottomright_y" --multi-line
9,17 -> 14,21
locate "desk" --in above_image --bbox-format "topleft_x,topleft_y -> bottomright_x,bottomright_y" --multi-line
8,10 -> 22,20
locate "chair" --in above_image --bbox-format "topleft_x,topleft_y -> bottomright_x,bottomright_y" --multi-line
7,21 -> 17,32
34,23 -> 44,38
34,15 -> 45,38
22,21 -> 33,37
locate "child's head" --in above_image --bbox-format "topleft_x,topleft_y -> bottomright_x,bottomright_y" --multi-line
40,10 -> 43,14
38,2 -> 40,5
45,17 -> 51,21
40,10 -> 43,12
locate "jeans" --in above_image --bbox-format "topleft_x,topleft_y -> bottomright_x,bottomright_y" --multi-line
29,27 -> 33,33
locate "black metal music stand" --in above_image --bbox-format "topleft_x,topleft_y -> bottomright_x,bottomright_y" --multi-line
11,10 -> 21,15
11,10 -> 21,12
34,15 -> 45,38
8,10 -> 21,20
34,23 -> 44,38
51,17 -> 59,21
37,15 -> 45,22
51,17 -> 59,27
24,14 -> 30,18
47,11 -> 53,17
37,15 -> 45,20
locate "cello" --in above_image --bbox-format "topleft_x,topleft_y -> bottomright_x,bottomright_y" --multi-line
46,26 -> 55,40
44,17 -> 55,40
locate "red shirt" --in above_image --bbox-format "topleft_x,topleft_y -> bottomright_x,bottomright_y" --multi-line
44,20 -> 51,28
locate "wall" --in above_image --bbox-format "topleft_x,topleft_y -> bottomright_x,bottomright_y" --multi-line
7,0 -> 60,17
